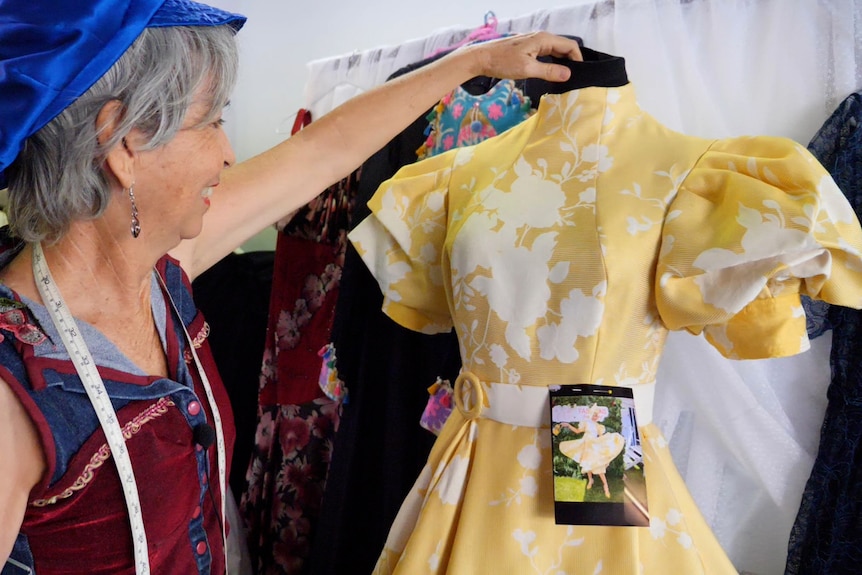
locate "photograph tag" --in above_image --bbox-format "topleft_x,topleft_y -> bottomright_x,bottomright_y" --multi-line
549,384 -> 649,527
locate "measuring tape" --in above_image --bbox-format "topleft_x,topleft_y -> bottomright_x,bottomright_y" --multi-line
33,242 -> 228,574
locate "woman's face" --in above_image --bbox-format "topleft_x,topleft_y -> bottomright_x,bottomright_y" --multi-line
130,91 -> 234,243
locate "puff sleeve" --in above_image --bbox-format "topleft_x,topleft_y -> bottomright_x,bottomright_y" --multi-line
656,136 -> 862,359
348,149 -> 460,334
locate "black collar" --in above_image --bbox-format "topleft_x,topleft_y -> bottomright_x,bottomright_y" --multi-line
525,47 -> 628,100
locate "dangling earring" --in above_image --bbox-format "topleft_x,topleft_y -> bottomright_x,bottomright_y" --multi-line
128,184 -> 141,238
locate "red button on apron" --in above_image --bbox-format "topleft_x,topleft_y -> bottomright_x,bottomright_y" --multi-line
196,541 -> 207,555
187,401 -> 201,416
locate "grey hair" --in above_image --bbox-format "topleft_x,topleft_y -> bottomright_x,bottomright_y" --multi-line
6,25 -> 239,243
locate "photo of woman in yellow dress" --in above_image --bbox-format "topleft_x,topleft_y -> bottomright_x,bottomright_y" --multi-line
556,403 -> 625,499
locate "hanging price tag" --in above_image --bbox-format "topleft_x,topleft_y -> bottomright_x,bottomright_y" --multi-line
548,383 -> 649,527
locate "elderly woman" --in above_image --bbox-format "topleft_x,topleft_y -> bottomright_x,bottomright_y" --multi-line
0,0 -> 583,573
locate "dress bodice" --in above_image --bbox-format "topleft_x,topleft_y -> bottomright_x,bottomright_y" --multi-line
351,83 -> 862,389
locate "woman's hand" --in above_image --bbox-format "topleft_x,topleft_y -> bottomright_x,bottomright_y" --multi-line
461,31 -> 583,83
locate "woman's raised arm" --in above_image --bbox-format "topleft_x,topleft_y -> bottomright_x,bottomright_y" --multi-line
174,32 -> 583,279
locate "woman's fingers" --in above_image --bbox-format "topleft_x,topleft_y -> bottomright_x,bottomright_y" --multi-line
532,30 -> 584,60
466,31 -> 583,82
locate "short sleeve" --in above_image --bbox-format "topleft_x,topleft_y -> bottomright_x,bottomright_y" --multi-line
348,149 -> 461,334
656,136 -> 862,359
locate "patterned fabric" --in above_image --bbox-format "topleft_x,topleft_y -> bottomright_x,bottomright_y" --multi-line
557,419 -> 625,476
786,90 -> 862,575
242,397 -> 340,575
418,377 -> 453,436
801,296 -> 831,337
316,343 -> 347,403
349,84 -> 862,574
0,241 -> 235,575
415,79 -> 535,435
0,297 -> 46,345
241,171 -> 357,574
417,78 -> 532,159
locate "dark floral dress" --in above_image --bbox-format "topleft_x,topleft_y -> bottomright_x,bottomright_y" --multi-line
241,170 -> 358,575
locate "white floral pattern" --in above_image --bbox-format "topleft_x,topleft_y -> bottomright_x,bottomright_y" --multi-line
490,435 -> 542,506
349,83 -> 862,574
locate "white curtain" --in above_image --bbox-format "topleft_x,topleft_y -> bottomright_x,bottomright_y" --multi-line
302,1 -> 862,574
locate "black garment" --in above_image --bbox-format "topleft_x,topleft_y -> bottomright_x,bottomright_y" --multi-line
785,91 -> 862,575
192,250 -> 274,502
528,47 -> 628,94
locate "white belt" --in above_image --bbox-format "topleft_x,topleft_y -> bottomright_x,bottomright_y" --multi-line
453,371 -> 655,427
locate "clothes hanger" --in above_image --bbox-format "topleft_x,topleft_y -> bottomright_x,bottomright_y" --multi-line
428,11 -> 503,59
276,48 -> 372,134
272,108 -> 312,231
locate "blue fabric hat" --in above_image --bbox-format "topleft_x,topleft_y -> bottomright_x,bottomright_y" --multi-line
0,0 -> 246,188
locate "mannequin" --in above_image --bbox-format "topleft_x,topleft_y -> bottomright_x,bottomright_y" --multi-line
348,48 -> 862,574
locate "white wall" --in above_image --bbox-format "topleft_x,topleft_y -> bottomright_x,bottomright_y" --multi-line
210,0 -> 583,251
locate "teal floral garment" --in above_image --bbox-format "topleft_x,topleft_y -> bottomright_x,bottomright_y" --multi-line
417,78 -> 532,160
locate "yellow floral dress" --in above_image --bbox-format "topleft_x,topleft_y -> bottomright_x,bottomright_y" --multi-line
348,83 -> 862,574
558,419 -> 625,475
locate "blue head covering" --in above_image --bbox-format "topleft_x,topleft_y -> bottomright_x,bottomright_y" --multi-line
0,0 -> 247,188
